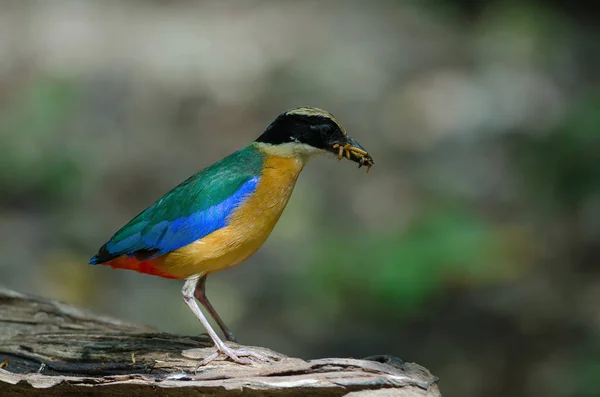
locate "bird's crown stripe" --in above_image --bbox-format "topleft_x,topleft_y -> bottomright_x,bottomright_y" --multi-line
285,107 -> 347,135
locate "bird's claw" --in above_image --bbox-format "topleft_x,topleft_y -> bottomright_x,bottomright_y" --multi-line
196,345 -> 274,369
332,143 -> 374,173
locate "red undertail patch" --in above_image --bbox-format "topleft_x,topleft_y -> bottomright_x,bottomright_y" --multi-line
104,255 -> 180,279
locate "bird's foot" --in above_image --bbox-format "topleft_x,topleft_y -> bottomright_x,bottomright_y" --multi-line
196,345 -> 274,368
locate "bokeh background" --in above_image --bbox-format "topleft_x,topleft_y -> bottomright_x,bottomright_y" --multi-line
1,1 -> 599,396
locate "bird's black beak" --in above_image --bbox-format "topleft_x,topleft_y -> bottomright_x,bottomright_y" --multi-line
328,136 -> 374,173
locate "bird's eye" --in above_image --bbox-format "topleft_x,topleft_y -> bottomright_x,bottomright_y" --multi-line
321,124 -> 333,134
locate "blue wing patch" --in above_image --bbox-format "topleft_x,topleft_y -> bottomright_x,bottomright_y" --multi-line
90,176 -> 259,263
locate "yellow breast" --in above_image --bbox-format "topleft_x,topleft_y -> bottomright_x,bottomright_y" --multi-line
155,154 -> 304,278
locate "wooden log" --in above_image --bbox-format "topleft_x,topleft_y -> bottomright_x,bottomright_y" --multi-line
0,287 -> 441,396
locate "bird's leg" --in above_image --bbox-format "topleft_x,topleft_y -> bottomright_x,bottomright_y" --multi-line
182,276 -> 272,366
194,274 -> 237,342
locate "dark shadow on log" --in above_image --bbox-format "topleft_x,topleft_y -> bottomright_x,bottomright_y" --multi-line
0,287 -> 441,396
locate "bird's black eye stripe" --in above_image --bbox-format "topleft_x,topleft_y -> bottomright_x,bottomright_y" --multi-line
321,124 -> 333,134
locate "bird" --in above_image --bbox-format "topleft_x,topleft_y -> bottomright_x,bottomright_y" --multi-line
89,107 -> 374,365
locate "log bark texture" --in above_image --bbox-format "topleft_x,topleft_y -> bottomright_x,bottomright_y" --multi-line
0,287 -> 441,396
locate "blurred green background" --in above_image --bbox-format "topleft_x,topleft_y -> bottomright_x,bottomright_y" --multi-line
1,1 -> 599,396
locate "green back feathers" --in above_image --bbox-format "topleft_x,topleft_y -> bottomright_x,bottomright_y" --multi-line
147,144 -> 265,218
91,144 -> 265,262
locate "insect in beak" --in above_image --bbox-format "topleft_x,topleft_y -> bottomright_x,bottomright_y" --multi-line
332,137 -> 374,173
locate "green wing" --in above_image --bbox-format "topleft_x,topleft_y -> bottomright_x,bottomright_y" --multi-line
90,145 -> 264,263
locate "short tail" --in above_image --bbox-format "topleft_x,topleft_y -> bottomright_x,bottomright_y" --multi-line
89,244 -> 115,265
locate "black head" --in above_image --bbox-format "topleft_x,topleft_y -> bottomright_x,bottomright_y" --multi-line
256,107 -> 374,169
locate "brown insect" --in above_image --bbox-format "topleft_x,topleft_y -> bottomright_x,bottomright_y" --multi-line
333,143 -> 374,173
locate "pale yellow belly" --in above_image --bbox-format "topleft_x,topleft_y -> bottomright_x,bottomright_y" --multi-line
154,155 -> 303,279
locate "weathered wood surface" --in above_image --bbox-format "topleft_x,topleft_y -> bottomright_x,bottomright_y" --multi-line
0,287 -> 441,396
